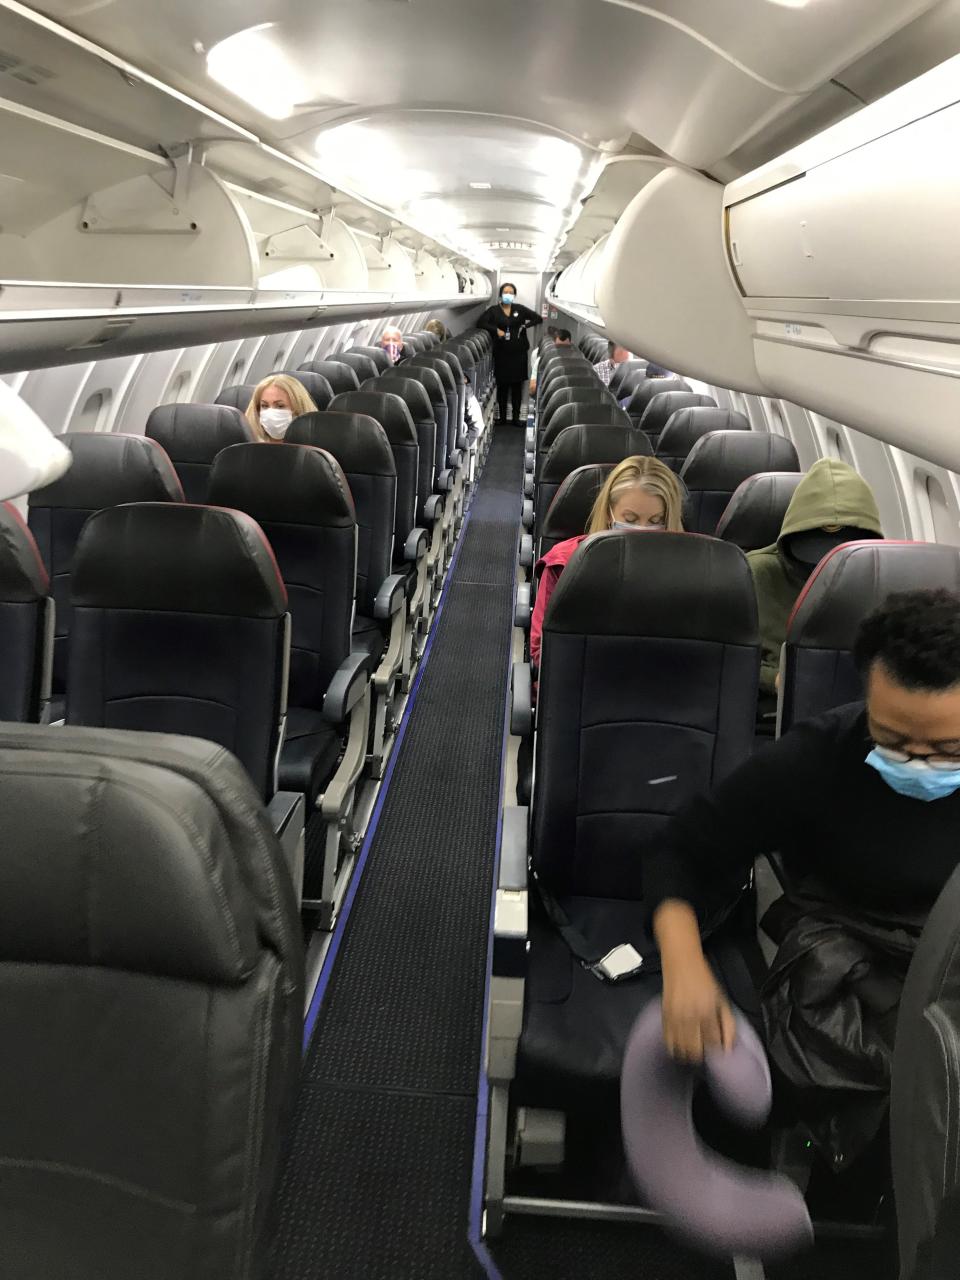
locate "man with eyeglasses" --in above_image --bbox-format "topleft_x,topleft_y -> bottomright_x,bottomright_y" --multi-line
646,587 -> 960,1064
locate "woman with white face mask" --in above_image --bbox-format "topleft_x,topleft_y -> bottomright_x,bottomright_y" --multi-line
245,376 -> 318,444
529,456 -> 684,668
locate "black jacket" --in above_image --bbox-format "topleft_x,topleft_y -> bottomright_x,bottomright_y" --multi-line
478,303 -> 541,383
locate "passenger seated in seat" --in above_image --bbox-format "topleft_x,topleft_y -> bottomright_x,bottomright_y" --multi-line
424,319 -> 450,342
529,456 -> 684,668
380,325 -> 410,366
245,375 -> 317,443
529,329 -> 572,395
593,340 -> 632,388
649,590 -> 960,1163
749,458 -> 882,704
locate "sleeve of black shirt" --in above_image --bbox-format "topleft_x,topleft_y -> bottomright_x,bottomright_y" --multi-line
644,717 -> 831,923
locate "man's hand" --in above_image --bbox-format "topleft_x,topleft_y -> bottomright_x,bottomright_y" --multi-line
662,956 -> 736,1063
497,329 -> 506,338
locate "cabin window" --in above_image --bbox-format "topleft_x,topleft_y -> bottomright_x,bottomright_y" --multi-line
922,473 -> 960,546
77,390 -> 110,432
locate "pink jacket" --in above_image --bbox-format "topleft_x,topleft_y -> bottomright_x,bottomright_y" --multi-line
530,535 -> 586,669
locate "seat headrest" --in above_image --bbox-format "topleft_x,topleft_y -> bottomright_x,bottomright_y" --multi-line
0,500 -> 49,600
71,502 -> 287,617
446,343 -> 476,369
639,392 -> 716,434
328,391 -> 417,446
542,403 -> 633,450
360,376 -> 432,421
0,722 -> 293,982
214,384 -> 256,411
627,376 -> 692,415
28,432 -> 184,508
546,530 -> 757,643
609,359 -> 649,394
337,352 -> 380,382
543,424 -> 653,480
542,465 -> 614,542
787,541 -> 960,651
145,403 -> 254,464
657,407 -> 750,458
381,365 -> 444,406
681,431 -> 800,488
297,360 -> 361,393
286,411 -> 396,476
433,350 -> 465,381
405,355 -> 456,393
280,370 -> 333,409
347,345 -> 390,372
715,472 -> 805,550
209,443 -> 355,527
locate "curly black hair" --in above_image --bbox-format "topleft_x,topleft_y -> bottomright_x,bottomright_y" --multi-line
854,589 -> 960,690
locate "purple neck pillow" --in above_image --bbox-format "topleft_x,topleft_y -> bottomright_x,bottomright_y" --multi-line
621,998 -> 813,1260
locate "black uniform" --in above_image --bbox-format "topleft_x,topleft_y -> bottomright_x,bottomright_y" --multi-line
478,302 -> 542,423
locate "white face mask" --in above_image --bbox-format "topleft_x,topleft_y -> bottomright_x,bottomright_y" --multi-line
611,520 -> 665,532
260,407 -> 293,440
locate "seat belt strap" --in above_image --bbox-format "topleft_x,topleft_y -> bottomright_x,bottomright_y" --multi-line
534,876 -> 647,984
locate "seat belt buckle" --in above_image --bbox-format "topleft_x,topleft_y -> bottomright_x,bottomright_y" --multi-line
590,943 -> 644,983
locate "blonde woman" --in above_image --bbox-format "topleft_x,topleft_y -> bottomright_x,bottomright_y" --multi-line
530,456 -> 684,667
244,375 -> 317,443
424,319 -> 450,342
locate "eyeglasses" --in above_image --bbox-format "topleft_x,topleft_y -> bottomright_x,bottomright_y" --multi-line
873,744 -> 960,772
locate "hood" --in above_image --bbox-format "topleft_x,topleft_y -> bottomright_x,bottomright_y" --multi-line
777,458 -> 882,551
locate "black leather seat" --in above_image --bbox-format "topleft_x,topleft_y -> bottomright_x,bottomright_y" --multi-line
538,402 -> 632,471
28,433 -> 183,700
680,431 -> 800,535
535,424 -> 653,544
656,406 -> 751,473
505,532 -> 761,1106
280,370 -> 333,411
617,366 -> 655,400
0,501 -> 52,723
380,366 -> 448,481
893,860 -> 960,1280
539,463 -> 614,557
608,359 -> 648,396
412,330 -> 438,349
403,335 -> 427,354
208,442 -> 360,797
446,341 -> 479,398
637,391 -> 717,447
215,383 -> 256,411
329,390 -> 430,655
405,355 -> 461,463
346,345 -> 390,373
625,375 -> 692,421
0,720 -> 303,1280
337,352 -> 380,383
145,403 -> 255,503
541,385 -> 613,432
779,541 -> 960,736
432,348 -> 467,441
66,502 -> 288,801
298,359 -> 360,395
715,471 -> 805,550
286,412 -> 407,774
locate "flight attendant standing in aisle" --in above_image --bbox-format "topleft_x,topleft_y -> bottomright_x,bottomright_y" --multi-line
478,283 -> 542,424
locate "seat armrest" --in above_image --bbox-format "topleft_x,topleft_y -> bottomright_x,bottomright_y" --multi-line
514,582 -> 531,630
525,426 -> 535,451
523,473 -> 534,498
438,467 -> 454,492
374,572 -> 408,620
499,805 -> 529,891
511,662 -> 533,737
522,499 -> 534,530
524,450 -> 535,474
323,650 -> 374,723
424,493 -> 444,521
518,533 -> 534,570
404,527 -> 428,562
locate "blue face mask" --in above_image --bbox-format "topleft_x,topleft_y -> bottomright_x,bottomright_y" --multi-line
866,747 -> 960,802
501,294 -> 515,306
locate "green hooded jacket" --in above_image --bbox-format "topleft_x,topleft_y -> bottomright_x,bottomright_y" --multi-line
747,458 -> 883,693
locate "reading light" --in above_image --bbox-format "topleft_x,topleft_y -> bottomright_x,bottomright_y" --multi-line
206,24 -> 307,119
